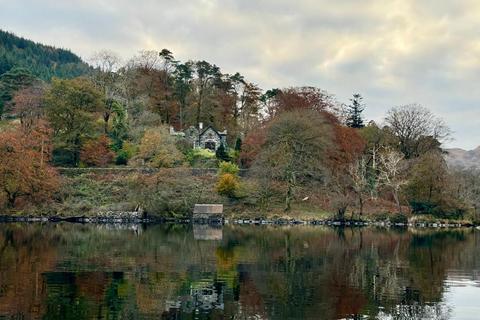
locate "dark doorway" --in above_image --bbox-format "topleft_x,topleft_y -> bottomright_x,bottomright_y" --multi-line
205,141 -> 216,151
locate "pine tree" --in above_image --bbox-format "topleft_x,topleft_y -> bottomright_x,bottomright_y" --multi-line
216,143 -> 230,162
346,93 -> 365,128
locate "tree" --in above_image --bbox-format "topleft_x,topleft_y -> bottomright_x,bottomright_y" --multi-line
90,50 -> 122,134
406,152 -> 464,218
173,62 -> 193,129
378,148 -> 408,213
265,87 -> 338,120
0,125 -> 59,208
348,157 -> 370,215
346,94 -> 365,128
12,83 -> 46,129
192,60 -> 221,126
80,135 -> 115,167
137,127 -> 184,168
45,78 -> 102,166
385,104 -> 450,158
0,67 -> 38,117
215,143 -> 230,162
254,110 -> 332,211
234,137 -> 242,152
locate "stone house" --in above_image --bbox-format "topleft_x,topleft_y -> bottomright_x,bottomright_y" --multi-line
171,122 -> 227,151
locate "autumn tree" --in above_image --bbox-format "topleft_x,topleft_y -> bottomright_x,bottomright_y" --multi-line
265,87 -> 338,120
137,127 -> 184,168
173,62 -> 194,129
12,83 -> 46,129
192,60 -> 222,126
0,125 -> 59,208
45,78 -> 102,166
385,104 -> 450,158
254,109 -> 333,211
80,135 -> 115,167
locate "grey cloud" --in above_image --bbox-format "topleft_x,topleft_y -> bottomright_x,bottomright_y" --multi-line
1,0 -> 479,149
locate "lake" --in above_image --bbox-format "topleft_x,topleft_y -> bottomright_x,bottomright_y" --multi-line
0,223 -> 479,319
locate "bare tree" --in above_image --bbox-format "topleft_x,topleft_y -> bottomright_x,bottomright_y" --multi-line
90,50 -> 123,133
378,148 -> 408,213
385,104 -> 451,158
348,157 -> 370,215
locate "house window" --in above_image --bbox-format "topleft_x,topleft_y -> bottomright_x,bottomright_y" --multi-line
205,141 -> 216,151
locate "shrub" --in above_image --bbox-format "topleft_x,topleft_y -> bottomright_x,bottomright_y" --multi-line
218,161 -> 240,175
115,142 -> 136,165
186,148 -> 216,168
216,173 -> 240,198
390,213 -> 408,224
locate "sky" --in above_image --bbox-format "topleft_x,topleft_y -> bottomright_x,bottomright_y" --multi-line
1,0 -> 479,149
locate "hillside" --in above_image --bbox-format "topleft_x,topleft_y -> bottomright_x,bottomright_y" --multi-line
445,146 -> 480,169
0,30 -> 90,80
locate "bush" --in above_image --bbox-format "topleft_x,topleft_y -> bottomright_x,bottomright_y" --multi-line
218,161 -> 240,175
186,148 -> 216,168
390,213 -> 408,224
115,142 -> 136,165
216,173 -> 240,198
115,151 -> 129,165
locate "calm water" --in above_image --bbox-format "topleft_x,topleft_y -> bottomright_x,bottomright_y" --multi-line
0,224 -> 479,319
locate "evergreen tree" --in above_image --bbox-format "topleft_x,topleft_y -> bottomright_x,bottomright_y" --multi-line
346,93 -> 365,128
216,143 -> 230,162
234,137 -> 242,152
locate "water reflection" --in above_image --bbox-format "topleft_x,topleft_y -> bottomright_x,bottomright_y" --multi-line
0,223 -> 478,319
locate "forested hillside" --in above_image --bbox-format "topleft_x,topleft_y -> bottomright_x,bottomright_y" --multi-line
0,30 -> 89,80
0,32 -> 478,223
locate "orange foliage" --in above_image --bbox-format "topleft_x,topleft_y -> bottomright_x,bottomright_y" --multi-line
80,135 -> 115,167
329,125 -> 366,170
0,123 -> 59,208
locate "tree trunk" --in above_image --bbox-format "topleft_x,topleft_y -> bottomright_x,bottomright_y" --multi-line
358,193 -> 364,216
103,112 -> 110,134
393,190 -> 402,214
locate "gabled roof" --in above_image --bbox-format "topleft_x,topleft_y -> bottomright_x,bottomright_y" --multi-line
199,125 -> 226,138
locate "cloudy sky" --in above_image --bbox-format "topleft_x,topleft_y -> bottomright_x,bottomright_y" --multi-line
1,0 -> 479,149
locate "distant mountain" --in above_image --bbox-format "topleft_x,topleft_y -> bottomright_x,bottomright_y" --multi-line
0,29 -> 90,80
445,146 -> 480,169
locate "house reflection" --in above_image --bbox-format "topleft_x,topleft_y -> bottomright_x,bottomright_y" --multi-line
193,224 -> 223,241
165,279 -> 224,314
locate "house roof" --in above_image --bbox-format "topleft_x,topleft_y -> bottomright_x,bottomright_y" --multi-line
199,125 -> 226,138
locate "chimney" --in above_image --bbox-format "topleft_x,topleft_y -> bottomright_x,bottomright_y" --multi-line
199,122 -> 203,130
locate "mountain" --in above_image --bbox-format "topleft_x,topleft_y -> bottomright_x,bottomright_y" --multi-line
445,146 -> 480,169
0,29 -> 90,80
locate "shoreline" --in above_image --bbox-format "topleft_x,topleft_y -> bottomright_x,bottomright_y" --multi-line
0,215 -> 474,228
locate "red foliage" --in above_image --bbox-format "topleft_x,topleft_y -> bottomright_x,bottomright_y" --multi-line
267,87 -> 337,119
80,136 -> 115,167
239,128 -> 267,168
329,125 -> 366,171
